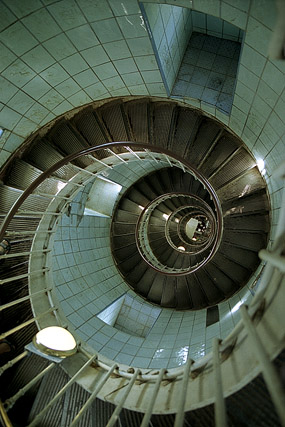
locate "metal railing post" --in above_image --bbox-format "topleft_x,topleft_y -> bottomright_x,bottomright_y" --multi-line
106,369 -> 140,427
213,337 -> 227,427
240,305 -> 285,425
70,363 -> 118,426
141,368 -> 166,427
28,353 -> 98,427
0,351 -> 28,376
174,357 -> 193,427
4,363 -> 56,411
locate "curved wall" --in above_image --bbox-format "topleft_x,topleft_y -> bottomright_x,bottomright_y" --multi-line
51,156 -> 255,369
0,0 -> 284,240
0,0 -> 284,368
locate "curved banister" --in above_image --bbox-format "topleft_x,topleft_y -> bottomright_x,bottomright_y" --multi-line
1,141 -> 284,425
134,191 -> 219,275
0,142 -> 223,248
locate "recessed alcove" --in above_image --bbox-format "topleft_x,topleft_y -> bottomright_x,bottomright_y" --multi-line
97,294 -> 161,338
141,3 -> 244,114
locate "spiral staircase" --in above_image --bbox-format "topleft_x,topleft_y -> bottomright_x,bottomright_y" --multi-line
0,97 -> 284,427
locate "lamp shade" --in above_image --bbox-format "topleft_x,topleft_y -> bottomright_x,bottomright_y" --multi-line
33,326 -> 77,357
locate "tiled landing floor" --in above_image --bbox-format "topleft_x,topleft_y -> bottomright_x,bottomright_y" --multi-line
172,32 -> 241,114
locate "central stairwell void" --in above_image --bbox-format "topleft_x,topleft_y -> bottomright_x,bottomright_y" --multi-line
1,97 -> 283,427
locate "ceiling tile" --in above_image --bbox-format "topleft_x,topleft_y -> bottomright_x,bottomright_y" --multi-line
22,75 -> 51,99
40,63 -> 69,86
2,59 -> 36,88
61,53 -> 89,75
7,90 -> 35,114
25,102 -> 50,123
76,0 -> 113,22
117,15 -> 148,39
81,45 -> 109,67
22,45 -> 56,74
22,9 -> 62,42
108,0 -> 140,16
39,88 -> 65,111
93,62 -> 118,80
103,40 -> 131,60
43,33 -> 77,61
113,58 -> 138,74
0,106 -> 21,130
127,37 -> 153,56
0,76 -> 18,104
121,72 -> 144,86
2,0 -> 42,18
66,24 -> 99,50
0,3 -> 17,32
55,78 -> 81,97
91,18 -> 123,43
0,21 -> 38,56
73,69 -> 98,88
48,0 -> 87,31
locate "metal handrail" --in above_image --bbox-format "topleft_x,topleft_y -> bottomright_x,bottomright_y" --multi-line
0,142 -> 223,247
135,192 -> 218,274
1,144 -> 284,426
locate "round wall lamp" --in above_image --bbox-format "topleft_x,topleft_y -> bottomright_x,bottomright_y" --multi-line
33,326 -> 77,358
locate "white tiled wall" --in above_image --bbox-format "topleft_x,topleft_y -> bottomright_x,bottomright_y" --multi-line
191,10 -> 243,41
1,0 -> 284,368
97,296 -> 124,326
115,294 -> 161,337
142,3 -> 192,92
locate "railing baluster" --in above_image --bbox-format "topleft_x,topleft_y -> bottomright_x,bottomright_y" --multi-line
4,363 -> 56,411
107,148 -> 127,163
178,161 -> 185,173
70,363 -> 118,426
145,149 -> 158,163
174,357 -> 193,427
0,307 -> 56,340
72,164 -> 98,176
27,354 -> 98,427
0,351 -> 28,376
86,154 -> 113,169
0,288 -> 52,312
213,337 -> 227,427
240,305 -> 285,424
124,146 -> 140,159
0,268 -> 49,285
141,368 -> 166,427
0,249 -> 51,259
163,153 -> 173,167
106,368 -> 140,427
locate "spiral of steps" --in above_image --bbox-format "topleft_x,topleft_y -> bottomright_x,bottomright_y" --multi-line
0,97 -> 273,426
1,95 -> 270,354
